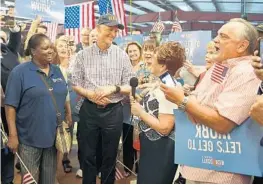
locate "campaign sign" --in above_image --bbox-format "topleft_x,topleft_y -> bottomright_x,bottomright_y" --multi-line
174,109 -> 263,177
15,0 -> 64,23
114,34 -> 144,50
169,31 -> 211,66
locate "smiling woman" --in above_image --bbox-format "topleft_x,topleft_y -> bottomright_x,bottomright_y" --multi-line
125,42 -> 142,68
4,33 -> 72,184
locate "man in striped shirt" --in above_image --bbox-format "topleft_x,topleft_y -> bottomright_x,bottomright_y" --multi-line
250,43 -> 263,185
68,14 -> 133,184
161,18 -> 261,183
250,24 -> 263,126
250,50 -> 263,125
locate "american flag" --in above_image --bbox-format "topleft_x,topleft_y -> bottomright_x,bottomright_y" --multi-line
42,22 -> 58,42
22,172 -> 36,184
115,166 -> 124,180
98,0 -> 127,37
211,63 -> 229,84
151,20 -> 165,34
171,11 -> 182,33
64,2 -> 95,43
171,18 -> 182,33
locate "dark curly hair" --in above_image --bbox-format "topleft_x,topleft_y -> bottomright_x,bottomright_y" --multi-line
155,41 -> 185,76
24,33 -> 50,56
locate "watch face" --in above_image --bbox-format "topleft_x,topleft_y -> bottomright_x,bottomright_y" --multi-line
115,85 -> 121,93
178,97 -> 188,110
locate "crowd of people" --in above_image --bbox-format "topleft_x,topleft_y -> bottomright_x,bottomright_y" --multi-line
1,13 -> 263,184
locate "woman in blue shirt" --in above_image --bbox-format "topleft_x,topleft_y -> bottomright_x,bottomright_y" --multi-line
5,33 -> 72,184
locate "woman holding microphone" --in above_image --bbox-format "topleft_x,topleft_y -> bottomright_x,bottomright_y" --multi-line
130,41 -> 185,183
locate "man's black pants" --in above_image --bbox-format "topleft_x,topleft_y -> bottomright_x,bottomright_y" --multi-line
1,107 -> 14,184
1,149 -> 14,184
77,123 -> 103,173
79,99 -> 123,184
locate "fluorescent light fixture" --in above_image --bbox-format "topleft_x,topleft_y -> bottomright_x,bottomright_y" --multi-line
168,1 -> 193,11
132,23 -> 148,27
210,21 -> 225,24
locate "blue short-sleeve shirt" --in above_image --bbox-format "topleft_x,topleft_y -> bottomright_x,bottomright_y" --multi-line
5,62 -> 68,148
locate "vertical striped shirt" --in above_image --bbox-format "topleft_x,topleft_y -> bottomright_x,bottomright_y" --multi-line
181,56 -> 261,184
68,44 -> 134,103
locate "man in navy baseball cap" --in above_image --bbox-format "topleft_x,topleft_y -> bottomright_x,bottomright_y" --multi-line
97,14 -> 124,30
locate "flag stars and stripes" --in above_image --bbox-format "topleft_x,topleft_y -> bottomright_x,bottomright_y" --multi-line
115,167 -> 124,180
42,22 -> 58,42
65,6 -> 80,28
64,2 -> 95,43
22,173 -> 36,184
98,0 -> 127,37
171,19 -> 182,33
211,63 -> 229,84
151,21 -> 165,33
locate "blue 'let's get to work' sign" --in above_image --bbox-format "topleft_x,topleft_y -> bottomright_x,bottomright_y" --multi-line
15,0 -> 64,23
169,31 -> 211,66
174,110 -> 263,177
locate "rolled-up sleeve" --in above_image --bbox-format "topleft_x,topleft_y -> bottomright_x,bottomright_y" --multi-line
121,52 -> 135,86
215,70 -> 261,125
5,68 -> 22,108
68,51 -> 85,88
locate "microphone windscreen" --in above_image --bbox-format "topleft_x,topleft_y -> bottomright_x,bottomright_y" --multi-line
130,77 -> 139,87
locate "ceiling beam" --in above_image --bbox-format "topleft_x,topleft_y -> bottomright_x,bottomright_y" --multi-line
129,2 -> 153,13
127,9 -> 263,23
63,0 -> 263,4
184,0 -> 200,11
212,0 -> 220,12
136,22 -> 224,32
156,1 -> 177,11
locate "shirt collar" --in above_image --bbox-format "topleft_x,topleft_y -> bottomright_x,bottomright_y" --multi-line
93,43 -> 113,55
221,55 -> 252,68
29,61 -> 55,77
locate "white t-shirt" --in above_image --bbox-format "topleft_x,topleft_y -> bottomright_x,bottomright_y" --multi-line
139,80 -> 179,141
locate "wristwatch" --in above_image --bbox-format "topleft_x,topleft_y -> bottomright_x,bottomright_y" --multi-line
178,96 -> 189,111
115,85 -> 121,93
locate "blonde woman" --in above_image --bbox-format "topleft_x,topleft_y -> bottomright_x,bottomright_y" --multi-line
193,41 -> 217,89
54,37 -> 74,174
121,42 -> 144,177
125,41 -> 143,71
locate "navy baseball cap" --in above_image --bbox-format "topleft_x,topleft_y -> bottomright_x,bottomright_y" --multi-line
97,14 -> 124,30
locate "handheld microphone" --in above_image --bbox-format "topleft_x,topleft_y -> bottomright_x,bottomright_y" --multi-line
130,77 -> 139,99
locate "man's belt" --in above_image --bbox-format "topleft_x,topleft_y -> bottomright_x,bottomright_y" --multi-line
85,99 -> 120,109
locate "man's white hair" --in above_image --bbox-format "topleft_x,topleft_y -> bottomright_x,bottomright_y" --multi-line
229,18 -> 258,54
